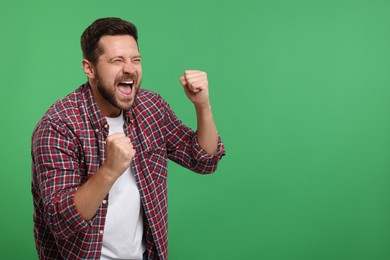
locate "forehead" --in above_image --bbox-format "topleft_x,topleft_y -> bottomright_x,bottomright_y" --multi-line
98,35 -> 139,56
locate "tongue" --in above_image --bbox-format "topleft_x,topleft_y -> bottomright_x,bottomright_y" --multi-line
117,83 -> 132,95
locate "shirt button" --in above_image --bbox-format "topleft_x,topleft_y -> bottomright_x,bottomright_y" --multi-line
104,124 -> 108,128
95,129 -> 99,133
102,200 -> 107,204
99,230 -> 104,235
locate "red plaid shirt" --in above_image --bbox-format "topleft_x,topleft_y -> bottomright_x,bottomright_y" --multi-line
31,83 -> 225,260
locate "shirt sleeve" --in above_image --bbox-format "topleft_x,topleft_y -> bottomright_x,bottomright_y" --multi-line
32,119 -> 95,239
162,99 -> 226,173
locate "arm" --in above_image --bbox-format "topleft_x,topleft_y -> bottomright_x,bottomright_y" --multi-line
74,133 -> 135,220
32,120 -> 135,240
32,121 -> 91,239
159,70 -> 225,173
73,165 -> 115,220
194,103 -> 218,155
179,70 -> 218,155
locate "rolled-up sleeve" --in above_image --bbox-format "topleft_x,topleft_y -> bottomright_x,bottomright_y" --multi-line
32,120 -> 94,239
163,100 -> 226,174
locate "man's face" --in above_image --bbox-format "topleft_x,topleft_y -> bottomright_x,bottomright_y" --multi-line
89,35 -> 142,117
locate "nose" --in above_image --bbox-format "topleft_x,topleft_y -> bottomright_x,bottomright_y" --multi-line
122,60 -> 135,74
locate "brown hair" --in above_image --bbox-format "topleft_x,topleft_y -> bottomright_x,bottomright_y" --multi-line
80,17 -> 138,64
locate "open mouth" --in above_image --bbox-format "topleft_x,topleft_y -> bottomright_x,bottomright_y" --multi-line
117,80 -> 134,95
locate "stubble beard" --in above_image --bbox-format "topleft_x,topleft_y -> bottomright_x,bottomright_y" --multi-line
96,75 -> 140,111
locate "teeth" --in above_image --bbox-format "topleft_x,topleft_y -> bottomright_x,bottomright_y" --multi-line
122,80 -> 134,84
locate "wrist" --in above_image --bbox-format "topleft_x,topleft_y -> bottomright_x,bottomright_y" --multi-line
98,164 -> 119,184
194,102 -> 212,111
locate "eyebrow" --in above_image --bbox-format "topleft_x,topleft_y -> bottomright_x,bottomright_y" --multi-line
108,55 -> 142,60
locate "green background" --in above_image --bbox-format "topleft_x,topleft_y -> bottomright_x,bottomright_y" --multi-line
1,0 -> 390,259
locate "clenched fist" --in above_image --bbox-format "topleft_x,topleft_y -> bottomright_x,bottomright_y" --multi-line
103,133 -> 135,179
179,70 -> 210,108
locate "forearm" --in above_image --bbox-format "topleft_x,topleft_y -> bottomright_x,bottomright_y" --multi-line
195,103 -> 218,155
74,133 -> 134,220
74,165 -> 117,220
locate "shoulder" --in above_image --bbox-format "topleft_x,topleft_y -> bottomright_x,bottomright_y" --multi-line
136,89 -> 165,105
33,87 -> 84,137
134,89 -> 170,112
43,87 -> 83,119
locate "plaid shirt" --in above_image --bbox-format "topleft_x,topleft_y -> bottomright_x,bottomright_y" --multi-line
31,83 -> 225,260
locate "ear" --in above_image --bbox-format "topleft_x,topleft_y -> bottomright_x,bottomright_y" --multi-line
82,59 -> 95,80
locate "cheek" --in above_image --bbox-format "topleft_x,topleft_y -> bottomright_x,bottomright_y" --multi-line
97,65 -> 120,80
137,67 -> 143,78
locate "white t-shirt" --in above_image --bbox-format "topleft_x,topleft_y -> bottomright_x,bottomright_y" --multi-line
100,113 -> 145,260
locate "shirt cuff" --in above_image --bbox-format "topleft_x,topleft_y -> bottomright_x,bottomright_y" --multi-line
59,188 -> 95,236
192,134 -> 226,161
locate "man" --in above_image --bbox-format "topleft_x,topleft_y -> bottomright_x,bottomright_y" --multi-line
31,17 -> 225,260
